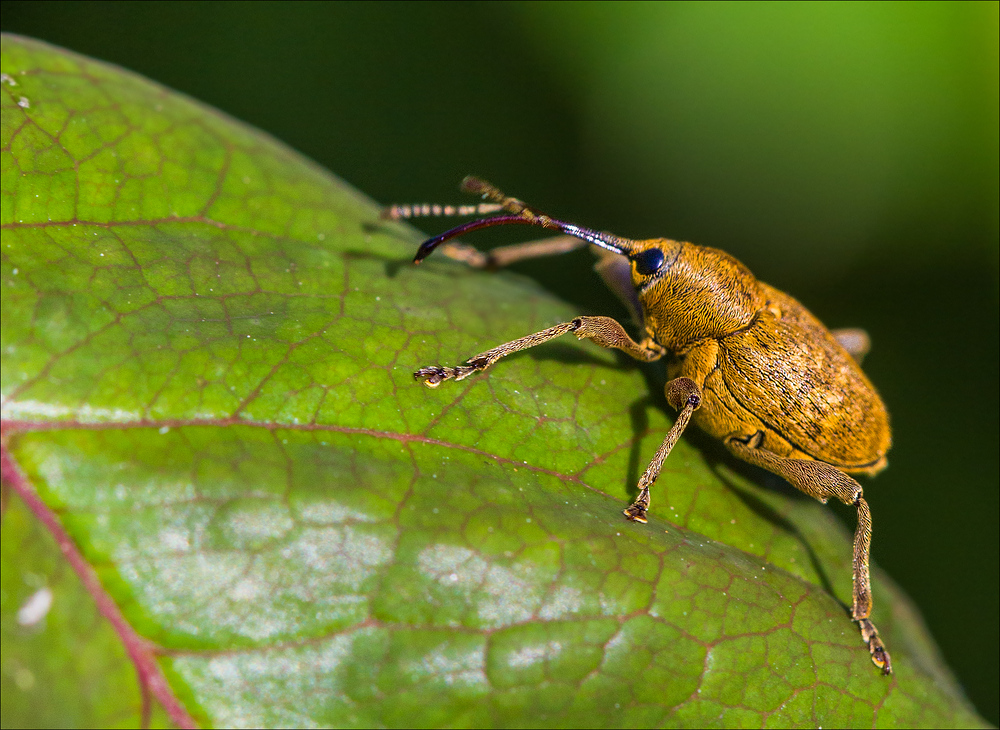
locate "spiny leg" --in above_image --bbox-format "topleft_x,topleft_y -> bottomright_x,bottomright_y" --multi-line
726,435 -> 892,674
623,377 -> 702,523
415,315 -> 665,387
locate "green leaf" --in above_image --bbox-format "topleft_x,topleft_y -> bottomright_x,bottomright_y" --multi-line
0,34 -> 986,728
0,492 -> 173,729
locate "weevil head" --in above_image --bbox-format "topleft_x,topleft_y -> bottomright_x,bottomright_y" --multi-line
620,238 -> 764,348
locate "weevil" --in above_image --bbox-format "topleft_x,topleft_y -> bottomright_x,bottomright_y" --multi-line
387,176 -> 893,674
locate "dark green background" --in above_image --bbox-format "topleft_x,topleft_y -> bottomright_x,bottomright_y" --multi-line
2,1 -> 997,725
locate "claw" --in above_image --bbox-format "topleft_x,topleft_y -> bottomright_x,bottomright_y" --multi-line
623,504 -> 648,523
872,645 -> 892,675
623,486 -> 651,523
414,366 -> 448,387
858,618 -> 892,675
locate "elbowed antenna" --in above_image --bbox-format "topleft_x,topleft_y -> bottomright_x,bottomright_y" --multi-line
412,177 -> 637,264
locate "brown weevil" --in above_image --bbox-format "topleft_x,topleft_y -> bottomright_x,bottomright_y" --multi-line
388,176 -> 893,674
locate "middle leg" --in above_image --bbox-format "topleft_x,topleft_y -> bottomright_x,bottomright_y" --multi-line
623,377 -> 703,523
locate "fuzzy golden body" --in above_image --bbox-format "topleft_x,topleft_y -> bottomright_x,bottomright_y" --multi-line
393,176 -> 894,674
665,279 -> 891,474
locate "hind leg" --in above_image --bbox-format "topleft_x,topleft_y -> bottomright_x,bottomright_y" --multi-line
727,434 -> 892,675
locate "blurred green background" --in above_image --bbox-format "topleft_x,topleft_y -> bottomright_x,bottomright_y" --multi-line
2,1 -> 996,724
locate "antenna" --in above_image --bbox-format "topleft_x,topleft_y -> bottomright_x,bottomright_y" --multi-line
407,177 -> 636,264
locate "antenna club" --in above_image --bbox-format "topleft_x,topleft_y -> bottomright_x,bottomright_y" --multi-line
461,176 -> 490,195
461,177 -> 515,210
461,177 -> 532,217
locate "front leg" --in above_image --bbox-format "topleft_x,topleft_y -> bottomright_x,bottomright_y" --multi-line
415,315 -> 665,387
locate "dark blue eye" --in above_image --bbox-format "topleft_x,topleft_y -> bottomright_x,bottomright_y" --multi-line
633,248 -> 665,276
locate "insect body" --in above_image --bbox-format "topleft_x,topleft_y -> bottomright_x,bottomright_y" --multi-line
391,177 -> 893,674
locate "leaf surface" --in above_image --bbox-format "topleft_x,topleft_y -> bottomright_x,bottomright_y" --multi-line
0,35 -> 986,728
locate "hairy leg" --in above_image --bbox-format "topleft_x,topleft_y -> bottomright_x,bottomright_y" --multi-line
415,315 -> 665,387
726,434 -> 891,674
623,377 -> 703,522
